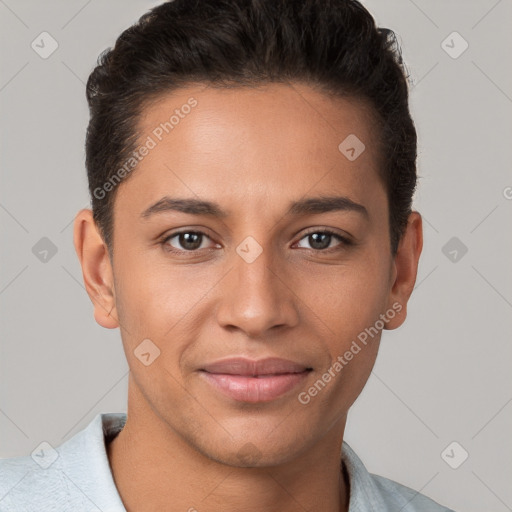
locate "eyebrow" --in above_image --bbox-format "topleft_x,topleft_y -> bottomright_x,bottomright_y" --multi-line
140,195 -> 369,220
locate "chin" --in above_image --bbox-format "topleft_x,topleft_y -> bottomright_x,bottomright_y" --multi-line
208,445 -> 297,468
190,425 -> 317,469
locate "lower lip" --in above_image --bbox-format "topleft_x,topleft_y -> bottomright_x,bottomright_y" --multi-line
199,371 -> 310,403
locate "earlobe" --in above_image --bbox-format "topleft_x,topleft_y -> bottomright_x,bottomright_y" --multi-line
384,211 -> 423,331
73,208 -> 119,330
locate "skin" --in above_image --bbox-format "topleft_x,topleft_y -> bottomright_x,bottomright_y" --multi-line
73,82 -> 422,512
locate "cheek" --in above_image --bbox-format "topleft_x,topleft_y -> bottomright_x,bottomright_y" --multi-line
115,252 -> 196,326
302,273 -> 385,411
295,253 -> 389,390
295,255 -> 389,334
113,254 -> 220,371
327,338 -> 380,414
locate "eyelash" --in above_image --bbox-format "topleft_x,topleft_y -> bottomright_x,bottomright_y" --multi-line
160,228 -> 352,255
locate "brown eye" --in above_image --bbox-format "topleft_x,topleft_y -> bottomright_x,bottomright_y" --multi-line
295,230 -> 351,251
163,231 -> 212,252
306,232 -> 332,250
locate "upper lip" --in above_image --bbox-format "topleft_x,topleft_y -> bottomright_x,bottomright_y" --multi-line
201,357 -> 312,376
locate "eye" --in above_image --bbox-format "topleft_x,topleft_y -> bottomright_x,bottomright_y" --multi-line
161,230 -> 218,253
160,228 -> 352,255
295,229 -> 351,252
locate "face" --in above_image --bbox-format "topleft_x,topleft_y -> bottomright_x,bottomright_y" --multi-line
75,82 -> 421,467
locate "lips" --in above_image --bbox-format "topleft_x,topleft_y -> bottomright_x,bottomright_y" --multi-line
201,357 -> 311,376
199,357 -> 312,403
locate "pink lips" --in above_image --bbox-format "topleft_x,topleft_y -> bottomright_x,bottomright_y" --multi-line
199,357 -> 312,403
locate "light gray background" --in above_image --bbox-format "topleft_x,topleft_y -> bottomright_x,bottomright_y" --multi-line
1,1 -> 511,511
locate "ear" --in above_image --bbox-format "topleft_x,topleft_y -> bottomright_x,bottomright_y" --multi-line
384,211 -> 423,330
73,208 -> 119,329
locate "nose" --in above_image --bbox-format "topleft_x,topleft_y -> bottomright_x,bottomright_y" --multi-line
215,241 -> 300,338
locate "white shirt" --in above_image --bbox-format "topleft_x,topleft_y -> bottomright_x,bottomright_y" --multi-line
0,412 -> 455,511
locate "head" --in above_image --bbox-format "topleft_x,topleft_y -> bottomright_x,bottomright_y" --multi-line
74,0 -> 422,466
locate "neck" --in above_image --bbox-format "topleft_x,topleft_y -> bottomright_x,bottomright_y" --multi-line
107,377 -> 350,512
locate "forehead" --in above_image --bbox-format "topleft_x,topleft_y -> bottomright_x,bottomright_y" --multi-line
115,82 -> 385,218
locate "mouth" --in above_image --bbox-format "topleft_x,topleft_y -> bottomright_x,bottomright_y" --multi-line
198,357 -> 313,403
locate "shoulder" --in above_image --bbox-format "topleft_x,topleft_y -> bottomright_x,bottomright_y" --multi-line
0,455 -> 76,511
369,473 -> 456,511
0,412 -> 127,512
341,441 -> 456,512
